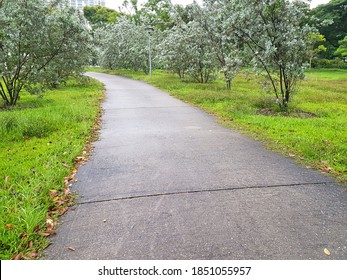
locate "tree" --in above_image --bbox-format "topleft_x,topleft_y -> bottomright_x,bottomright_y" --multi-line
308,32 -> 327,67
0,0 -> 93,106
158,3 -> 217,83
311,0 -> 347,59
120,0 -> 142,24
157,26 -> 192,79
97,18 -> 150,73
141,0 -> 173,30
226,0 -> 315,107
83,5 -> 121,26
120,0 -> 173,30
334,35 -> 347,59
199,0 -> 243,90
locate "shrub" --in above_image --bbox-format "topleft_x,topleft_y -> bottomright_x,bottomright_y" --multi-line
312,58 -> 347,69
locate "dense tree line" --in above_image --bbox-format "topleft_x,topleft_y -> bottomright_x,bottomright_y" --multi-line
311,0 -> 347,59
96,0 -> 322,107
1,0 -> 346,107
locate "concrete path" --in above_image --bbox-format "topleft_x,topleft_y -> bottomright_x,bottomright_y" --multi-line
45,73 -> 347,259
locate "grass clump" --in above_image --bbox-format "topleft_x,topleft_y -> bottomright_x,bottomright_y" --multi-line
0,78 -> 104,259
87,67 -> 347,183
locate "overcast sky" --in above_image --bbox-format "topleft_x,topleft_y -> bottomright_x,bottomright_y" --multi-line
105,0 -> 331,11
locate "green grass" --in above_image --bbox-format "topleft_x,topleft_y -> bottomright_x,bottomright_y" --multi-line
0,78 -> 104,259
87,67 -> 347,183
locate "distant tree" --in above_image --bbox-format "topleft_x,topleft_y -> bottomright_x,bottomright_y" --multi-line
120,0 -> 142,24
157,26 -> 191,79
120,0 -> 173,30
311,0 -> 347,58
83,5 -> 121,26
199,0 -> 243,90
158,4 -> 217,83
97,18 -> 150,72
0,0 -> 92,106
308,32 -> 327,67
141,0 -> 173,30
334,36 -> 347,59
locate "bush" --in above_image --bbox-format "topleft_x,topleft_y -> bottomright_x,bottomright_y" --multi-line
312,58 -> 347,69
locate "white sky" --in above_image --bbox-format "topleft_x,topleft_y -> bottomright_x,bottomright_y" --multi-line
105,0 -> 331,11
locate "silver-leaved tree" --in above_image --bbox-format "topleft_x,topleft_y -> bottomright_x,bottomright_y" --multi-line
0,0 -> 92,106
158,3 -> 218,83
97,17 -> 151,73
95,0 -> 316,106
224,0 -> 315,107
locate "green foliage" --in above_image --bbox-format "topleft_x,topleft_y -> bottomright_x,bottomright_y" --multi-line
141,0 -> 174,30
0,78 -> 103,259
120,0 -> 173,30
89,67 -> 347,183
312,57 -> 347,69
307,32 -> 327,67
83,5 -> 121,26
334,36 -> 347,58
311,0 -> 347,58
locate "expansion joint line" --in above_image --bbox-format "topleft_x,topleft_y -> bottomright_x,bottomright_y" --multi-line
78,181 -> 332,205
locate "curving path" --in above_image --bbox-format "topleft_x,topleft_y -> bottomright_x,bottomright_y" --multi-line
45,72 -> 347,259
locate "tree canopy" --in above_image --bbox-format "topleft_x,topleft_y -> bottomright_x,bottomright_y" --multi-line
0,0 -> 93,106
83,5 -> 121,26
95,0 -> 316,107
1,0 -> 329,108
311,0 -> 347,58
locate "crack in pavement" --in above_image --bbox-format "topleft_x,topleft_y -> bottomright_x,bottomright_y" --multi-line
78,181 -> 333,205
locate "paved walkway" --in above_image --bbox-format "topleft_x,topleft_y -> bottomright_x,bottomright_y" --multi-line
45,72 -> 347,259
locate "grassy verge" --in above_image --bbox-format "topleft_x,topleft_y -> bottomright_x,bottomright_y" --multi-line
87,67 -> 347,183
0,78 -> 104,259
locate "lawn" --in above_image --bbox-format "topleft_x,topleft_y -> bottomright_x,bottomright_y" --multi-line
87,67 -> 347,183
0,78 -> 104,259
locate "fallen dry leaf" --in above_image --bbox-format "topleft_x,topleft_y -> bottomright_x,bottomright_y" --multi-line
5,224 -> 13,230
46,223 -> 54,231
68,247 -> 76,252
28,241 -> 33,248
5,176 -> 10,182
29,251 -> 37,258
49,190 -> 58,197
46,218 -> 54,227
37,232 -> 50,237
45,229 -> 56,235
12,254 -> 22,260
58,207 -> 68,215
324,248 -> 331,256
321,166 -> 334,174
74,156 -> 85,163
64,175 -> 75,183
